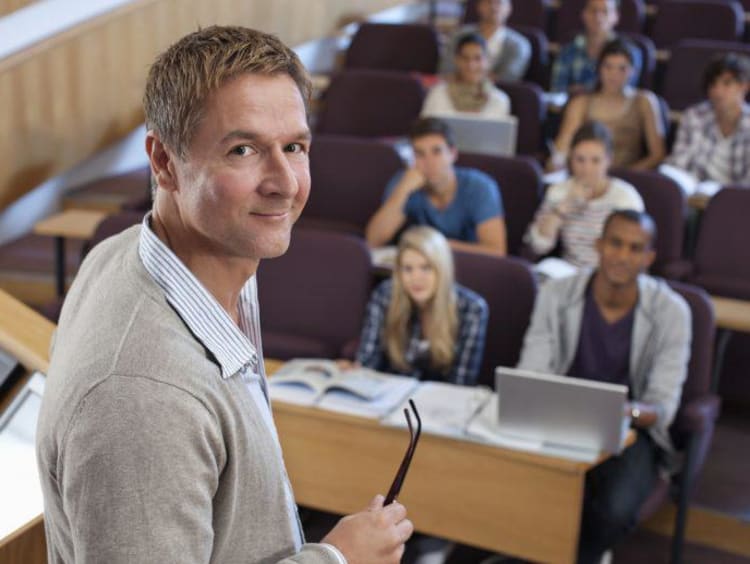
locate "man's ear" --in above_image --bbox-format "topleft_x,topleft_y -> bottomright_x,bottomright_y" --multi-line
145,131 -> 179,193
643,248 -> 656,270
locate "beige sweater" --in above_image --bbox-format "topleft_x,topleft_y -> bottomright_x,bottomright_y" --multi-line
36,226 -> 339,564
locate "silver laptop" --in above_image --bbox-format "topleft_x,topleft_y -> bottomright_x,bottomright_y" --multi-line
441,115 -> 517,157
495,366 -> 629,455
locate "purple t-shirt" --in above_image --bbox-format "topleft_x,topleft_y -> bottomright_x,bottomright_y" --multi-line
567,284 -> 635,389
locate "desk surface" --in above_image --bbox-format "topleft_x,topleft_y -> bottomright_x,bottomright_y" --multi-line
712,296 -> 750,333
32,209 -> 107,240
267,358 -> 608,563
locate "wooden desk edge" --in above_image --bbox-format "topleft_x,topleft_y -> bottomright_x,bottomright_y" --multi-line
32,209 -> 108,240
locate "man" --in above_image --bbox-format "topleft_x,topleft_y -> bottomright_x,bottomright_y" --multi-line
365,117 -> 507,256
442,0 -> 531,82
666,53 -> 750,185
519,210 -> 690,563
36,26 -> 413,564
550,0 -> 642,94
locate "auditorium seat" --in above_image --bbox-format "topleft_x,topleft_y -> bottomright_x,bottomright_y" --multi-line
344,22 -> 440,75
620,31 -> 657,89
661,39 -> 750,111
302,134 -> 404,235
316,70 -> 425,138
257,227 -> 372,360
686,187 -> 750,300
453,252 -> 537,388
462,0 -> 549,30
511,24 -> 550,88
637,281 -> 720,564
610,168 -> 689,279
455,153 -> 544,256
649,0 -> 744,52
495,79 -> 547,157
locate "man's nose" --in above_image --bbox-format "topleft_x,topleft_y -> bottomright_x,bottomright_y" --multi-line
258,147 -> 298,197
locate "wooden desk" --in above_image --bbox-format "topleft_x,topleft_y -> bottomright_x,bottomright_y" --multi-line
267,360 -> 604,563
711,296 -> 750,333
688,193 -> 710,211
32,209 -> 107,297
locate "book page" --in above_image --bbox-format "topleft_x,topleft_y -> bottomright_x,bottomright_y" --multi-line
317,372 -> 419,419
268,359 -> 340,406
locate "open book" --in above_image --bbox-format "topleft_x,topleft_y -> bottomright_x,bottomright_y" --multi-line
534,257 -> 579,282
658,164 -> 722,198
268,359 -> 418,419
382,381 -> 492,440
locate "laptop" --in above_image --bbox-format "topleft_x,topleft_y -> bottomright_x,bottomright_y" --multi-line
441,115 -> 518,157
495,366 -> 629,455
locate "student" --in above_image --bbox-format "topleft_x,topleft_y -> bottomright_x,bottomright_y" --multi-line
365,117 -> 507,256
442,0 -> 531,82
550,38 -> 665,171
422,32 -> 511,120
666,53 -> 750,185
448,210 -> 691,564
36,26 -> 412,564
356,226 -> 488,386
550,0 -> 642,94
528,121 -> 644,268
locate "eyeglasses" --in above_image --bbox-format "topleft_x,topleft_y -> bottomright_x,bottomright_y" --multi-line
384,399 -> 421,505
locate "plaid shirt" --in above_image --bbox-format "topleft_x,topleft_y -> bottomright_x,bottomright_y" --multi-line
667,101 -> 750,185
550,33 -> 642,93
356,279 -> 488,386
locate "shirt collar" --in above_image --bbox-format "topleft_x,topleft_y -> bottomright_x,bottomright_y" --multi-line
137,213 -> 259,379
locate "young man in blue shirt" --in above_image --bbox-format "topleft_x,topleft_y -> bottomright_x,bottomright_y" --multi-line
365,117 -> 507,256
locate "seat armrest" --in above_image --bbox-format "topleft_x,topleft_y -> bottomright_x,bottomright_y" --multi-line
658,259 -> 693,281
674,394 -> 721,434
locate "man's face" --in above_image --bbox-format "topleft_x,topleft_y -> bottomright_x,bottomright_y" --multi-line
455,42 -> 489,85
166,73 -> 311,264
477,0 -> 512,26
582,0 -> 619,36
596,217 -> 655,287
708,71 -> 749,115
412,133 -> 457,188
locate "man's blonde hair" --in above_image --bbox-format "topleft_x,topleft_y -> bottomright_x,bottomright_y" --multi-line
143,25 -> 311,158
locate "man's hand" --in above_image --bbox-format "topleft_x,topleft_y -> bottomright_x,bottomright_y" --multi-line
321,494 -> 414,564
396,167 -> 427,196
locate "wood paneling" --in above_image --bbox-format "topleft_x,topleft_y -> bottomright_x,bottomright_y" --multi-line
0,0 -> 406,211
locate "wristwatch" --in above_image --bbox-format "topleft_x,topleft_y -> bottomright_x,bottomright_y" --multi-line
630,405 -> 641,422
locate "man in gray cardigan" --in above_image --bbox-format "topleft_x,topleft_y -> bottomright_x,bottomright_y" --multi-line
442,0 -> 531,81
519,210 -> 691,564
36,26 -> 413,564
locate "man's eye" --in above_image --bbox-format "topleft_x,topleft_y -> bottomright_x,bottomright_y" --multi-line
231,145 -> 253,156
285,143 -> 306,154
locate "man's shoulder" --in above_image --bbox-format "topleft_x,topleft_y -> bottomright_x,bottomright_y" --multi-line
455,166 -> 498,191
538,270 -> 592,305
504,27 -> 531,50
638,275 -> 690,322
683,100 -> 714,122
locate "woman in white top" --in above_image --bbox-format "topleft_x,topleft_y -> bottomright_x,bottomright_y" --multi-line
527,121 -> 644,268
421,32 -> 510,120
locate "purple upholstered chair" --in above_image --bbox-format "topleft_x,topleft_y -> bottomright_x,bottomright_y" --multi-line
302,135 -> 404,236
344,23 -> 440,75
316,70 -> 425,138
610,168 -> 690,279
620,31 -> 657,89
650,0 -> 744,51
687,187 -> 750,300
495,79 -> 547,157
463,0 -> 549,30
511,24 -> 550,88
455,153 -> 544,256
552,0 -> 645,40
637,281 -> 720,564
257,227 -> 373,360
453,252 -> 537,387
661,40 -> 750,111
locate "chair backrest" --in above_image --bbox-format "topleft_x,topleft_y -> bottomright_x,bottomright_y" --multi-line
345,23 -> 440,74
553,0 -> 645,40
304,135 -> 404,234
690,187 -> 750,300
463,0 -> 549,29
495,79 -> 547,156
511,24 -> 550,88
455,153 -> 543,255
453,252 -> 537,388
661,39 -> 750,111
609,169 -> 687,276
650,0 -> 744,50
619,31 -> 656,89
666,281 -> 715,415
316,70 -> 425,138
257,227 -> 373,359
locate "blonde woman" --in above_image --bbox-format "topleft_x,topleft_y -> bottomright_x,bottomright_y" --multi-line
356,226 -> 488,385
